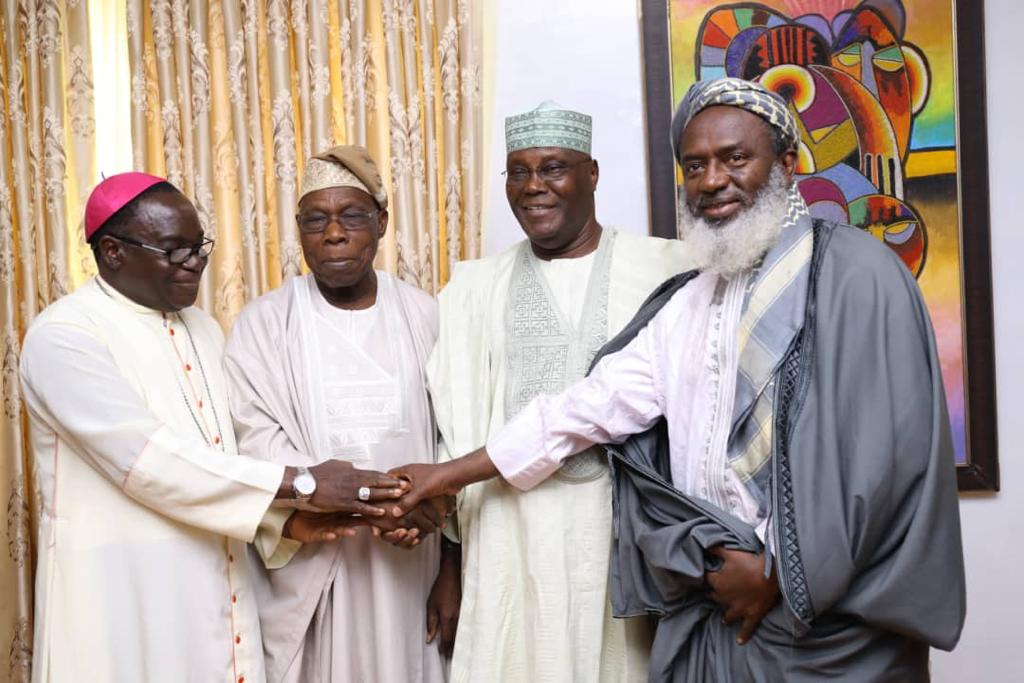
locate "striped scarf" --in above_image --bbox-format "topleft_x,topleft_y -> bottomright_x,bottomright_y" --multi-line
727,183 -> 813,511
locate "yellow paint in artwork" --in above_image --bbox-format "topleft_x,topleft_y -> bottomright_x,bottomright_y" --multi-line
809,123 -> 837,143
905,149 -> 957,177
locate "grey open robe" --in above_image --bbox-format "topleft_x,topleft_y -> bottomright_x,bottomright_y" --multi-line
594,221 -> 966,682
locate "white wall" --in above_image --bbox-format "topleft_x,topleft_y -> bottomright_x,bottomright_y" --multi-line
487,1 -> 1024,679
931,0 -> 1024,679
483,0 -> 650,256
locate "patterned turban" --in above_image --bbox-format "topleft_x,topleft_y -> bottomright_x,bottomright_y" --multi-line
300,144 -> 388,209
670,77 -> 798,162
505,101 -> 592,155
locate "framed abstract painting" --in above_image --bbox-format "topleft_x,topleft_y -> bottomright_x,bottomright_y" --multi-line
641,0 -> 998,490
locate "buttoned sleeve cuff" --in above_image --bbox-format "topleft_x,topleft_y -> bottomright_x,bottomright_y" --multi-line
254,508 -> 302,569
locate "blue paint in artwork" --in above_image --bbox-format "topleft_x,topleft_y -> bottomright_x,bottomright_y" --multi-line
701,45 -> 726,66
910,119 -> 956,150
700,65 -> 728,80
795,14 -> 833,43
726,28 -> 767,77
800,164 -> 877,201
832,10 -> 854,35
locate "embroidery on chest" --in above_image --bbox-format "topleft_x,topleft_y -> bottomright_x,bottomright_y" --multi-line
502,231 -> 617,482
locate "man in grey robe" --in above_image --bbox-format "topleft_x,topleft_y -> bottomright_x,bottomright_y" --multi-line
388,78 -> 966,681
224,145 -> 446,683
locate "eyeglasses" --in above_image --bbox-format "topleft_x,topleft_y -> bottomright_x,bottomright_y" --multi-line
502,158 -> 593,186
296,210 -> 380,234
110,234 -> 215,265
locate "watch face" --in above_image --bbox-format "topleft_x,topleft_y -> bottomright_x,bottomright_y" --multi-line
294,472 -> 316,497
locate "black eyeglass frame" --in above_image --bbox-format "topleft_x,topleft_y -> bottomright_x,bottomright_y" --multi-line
295,209 -> 382,234
108,234 -> 215,265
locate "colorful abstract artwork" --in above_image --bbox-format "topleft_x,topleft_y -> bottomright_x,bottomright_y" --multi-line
678,0 -> 938,277
641,0 -> 998,488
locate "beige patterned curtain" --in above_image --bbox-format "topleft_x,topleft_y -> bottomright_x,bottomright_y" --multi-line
127,0 -> 483,328
0,0 -> 97,680
1,0 -> 481,678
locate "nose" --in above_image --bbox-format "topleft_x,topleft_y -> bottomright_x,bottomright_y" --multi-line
521,169 -> 548,194
323,217 -> 349,243
180,250 -> 206,271
699,160 -> 729,194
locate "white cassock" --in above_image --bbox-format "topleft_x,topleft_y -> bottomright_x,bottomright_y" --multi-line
224,272 -> 444,683
19,277 -> 288,683
429,228 -> 693,683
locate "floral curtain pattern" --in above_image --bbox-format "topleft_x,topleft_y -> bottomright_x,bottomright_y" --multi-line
0,0 -> 482,678
1,0 -> 96,680
127,0 -> 482,327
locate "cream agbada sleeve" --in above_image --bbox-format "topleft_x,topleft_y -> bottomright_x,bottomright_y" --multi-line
21,321 -> 285,542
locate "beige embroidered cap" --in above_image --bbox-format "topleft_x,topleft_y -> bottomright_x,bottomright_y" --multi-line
299,144 -> 388,209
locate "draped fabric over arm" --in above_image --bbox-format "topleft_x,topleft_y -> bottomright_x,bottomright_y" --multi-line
602,222 -> 965,682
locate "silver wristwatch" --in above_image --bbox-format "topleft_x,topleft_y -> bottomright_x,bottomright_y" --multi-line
293,466 -> 317,502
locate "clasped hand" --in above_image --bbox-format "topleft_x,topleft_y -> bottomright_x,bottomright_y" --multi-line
284,460 -> 453,548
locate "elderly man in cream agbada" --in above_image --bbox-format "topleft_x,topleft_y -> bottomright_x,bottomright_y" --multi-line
421,102 -> 693,681
224,145 -> 447,683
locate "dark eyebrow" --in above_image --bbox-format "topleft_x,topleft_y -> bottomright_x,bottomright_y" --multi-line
159,233 -> 206,248
681,142 -> 750,163
717,143 -> 748,155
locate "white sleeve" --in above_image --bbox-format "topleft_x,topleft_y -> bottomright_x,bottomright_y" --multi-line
486,317 -> 665,491
20,322 -> 285,542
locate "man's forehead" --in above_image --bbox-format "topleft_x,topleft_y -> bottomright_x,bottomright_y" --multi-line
132,193 -> 203,240
299,185 -> 376,209
506,146 -> 582,164
680,107 -> 773,149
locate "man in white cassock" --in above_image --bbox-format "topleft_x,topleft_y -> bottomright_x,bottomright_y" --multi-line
19,173 -> 411,683
223,145 -> 447,683
424,102 -> 692,682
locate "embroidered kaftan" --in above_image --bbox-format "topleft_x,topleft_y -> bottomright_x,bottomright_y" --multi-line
429,229 -> 692,683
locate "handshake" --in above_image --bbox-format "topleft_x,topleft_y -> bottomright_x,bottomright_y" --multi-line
282,460 -> 463,548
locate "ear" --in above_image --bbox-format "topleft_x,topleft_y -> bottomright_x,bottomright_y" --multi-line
96,236 -> 124,271
589,158 -> 600,191
780,148 -> 798,183
377,209 -> 389,239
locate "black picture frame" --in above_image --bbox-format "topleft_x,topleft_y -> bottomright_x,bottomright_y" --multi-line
639,0 -> 998,491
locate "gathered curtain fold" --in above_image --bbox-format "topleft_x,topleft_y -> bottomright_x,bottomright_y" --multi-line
1,1 -> 98,680
126,0 -> 482,326
0,1 -> 482,679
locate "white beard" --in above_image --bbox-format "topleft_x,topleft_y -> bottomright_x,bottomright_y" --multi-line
678,165 -> 792,277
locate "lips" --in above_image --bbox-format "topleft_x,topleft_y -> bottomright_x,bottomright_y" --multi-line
320,257 -> 358,270
701,200 -> 741,220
